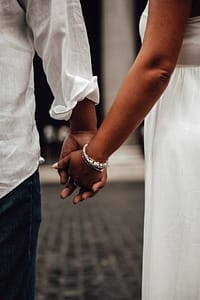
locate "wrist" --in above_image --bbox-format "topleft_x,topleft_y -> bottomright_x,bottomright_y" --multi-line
70,129 -> 97,135
82,144 -> 109,172
70,98 -> 97,131
86,140 -> 109,164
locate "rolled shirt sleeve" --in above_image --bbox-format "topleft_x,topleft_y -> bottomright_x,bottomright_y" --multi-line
23,0 -> 99,120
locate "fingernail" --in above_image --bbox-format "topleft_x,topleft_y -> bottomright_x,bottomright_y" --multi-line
51,162 -> 58,169
60,193 -> 65,199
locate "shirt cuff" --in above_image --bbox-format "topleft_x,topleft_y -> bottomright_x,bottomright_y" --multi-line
49,76 -> 99,121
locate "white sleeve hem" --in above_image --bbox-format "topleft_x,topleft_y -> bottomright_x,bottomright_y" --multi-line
49,76 -> 99,121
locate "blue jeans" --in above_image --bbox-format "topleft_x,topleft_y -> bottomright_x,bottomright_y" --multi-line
0,170 -> 41,300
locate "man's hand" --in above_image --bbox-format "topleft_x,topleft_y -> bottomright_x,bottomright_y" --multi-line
59,129 -> 97,184
55,98 -> 106,202
57,129 -> 107,202
56,150 -> 107,204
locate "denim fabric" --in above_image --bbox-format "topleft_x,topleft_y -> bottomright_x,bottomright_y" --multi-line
0,170 -> 41,300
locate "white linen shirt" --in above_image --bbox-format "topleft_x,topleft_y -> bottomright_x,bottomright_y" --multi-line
0,0 -> 99,198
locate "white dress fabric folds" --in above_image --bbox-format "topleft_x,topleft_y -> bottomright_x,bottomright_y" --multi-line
140,3 -> 200,300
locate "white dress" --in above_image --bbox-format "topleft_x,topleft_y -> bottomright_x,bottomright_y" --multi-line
140,3 -> 200,300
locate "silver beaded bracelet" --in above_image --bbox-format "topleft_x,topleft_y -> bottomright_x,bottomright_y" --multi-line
82,144 -> 108,172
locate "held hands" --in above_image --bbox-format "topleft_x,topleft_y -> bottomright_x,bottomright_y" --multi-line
55,130 -> 107,204
56,150 -> 107,204
58,129 -> 97,186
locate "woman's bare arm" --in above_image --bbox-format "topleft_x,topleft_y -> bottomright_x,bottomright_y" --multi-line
86,0 -> 193,162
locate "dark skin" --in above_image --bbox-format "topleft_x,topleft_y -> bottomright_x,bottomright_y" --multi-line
57,0 -> 198,204
57,98 -> 107,202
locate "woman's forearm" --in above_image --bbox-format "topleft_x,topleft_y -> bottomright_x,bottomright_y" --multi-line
86,58 -> 173,162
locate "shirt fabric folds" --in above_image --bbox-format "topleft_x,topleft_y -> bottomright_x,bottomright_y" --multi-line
0,0 -> 99,198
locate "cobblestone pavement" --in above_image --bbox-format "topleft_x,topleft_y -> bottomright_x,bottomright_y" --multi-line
36,181 -> 144,300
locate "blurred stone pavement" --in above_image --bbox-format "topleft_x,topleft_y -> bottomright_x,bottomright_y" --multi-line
36,145 -> 145,300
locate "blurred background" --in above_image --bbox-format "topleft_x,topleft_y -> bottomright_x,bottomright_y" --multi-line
36,1 -> 147,300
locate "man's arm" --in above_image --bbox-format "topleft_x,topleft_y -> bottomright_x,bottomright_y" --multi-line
22,0 -> 105,198
22,0 -> 99,121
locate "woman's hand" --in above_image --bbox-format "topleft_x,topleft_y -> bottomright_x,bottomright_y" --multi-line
56,150 -> 107,205
58,130 -> 97,185
56,129 -> 101,202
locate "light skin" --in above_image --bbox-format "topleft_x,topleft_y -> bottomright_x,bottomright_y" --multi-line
57,0 -> 198,204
